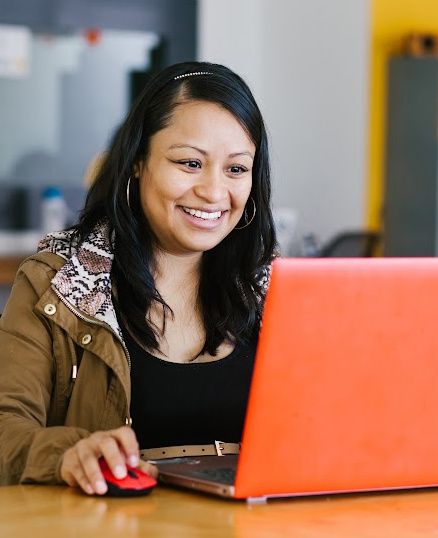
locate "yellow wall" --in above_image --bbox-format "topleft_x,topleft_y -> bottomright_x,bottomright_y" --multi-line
369,0 -> 438,229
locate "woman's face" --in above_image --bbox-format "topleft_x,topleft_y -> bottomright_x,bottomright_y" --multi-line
137,100 -> 255,257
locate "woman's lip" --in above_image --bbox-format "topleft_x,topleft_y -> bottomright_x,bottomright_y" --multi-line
181,206 -> 224,220
179,206 -> 226,227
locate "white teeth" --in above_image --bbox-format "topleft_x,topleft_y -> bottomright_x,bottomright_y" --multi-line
183,207 -> 222,220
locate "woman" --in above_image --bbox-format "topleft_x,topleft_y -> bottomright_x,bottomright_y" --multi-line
0,61 -> 276,494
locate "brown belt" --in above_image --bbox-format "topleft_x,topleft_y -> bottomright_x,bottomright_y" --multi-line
140,441 -> 241,461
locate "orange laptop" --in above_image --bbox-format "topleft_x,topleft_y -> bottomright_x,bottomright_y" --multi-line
157,257 -> 438,501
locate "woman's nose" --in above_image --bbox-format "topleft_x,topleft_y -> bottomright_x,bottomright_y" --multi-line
194,169 -> 227,202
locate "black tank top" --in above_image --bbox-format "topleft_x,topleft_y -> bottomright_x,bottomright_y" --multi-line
120,321 -> 258,449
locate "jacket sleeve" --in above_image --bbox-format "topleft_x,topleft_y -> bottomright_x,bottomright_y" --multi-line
0,257 -> 90,485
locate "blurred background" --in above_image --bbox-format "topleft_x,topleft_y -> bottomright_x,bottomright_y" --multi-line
1,0 -> 438,308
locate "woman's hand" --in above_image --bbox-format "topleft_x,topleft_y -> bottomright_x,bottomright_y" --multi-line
60,426 -> 158,495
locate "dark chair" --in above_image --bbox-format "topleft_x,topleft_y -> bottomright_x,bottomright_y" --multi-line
319,231 -> 381,258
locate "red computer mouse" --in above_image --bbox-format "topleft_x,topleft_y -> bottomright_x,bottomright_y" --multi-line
99,458 -> 157,497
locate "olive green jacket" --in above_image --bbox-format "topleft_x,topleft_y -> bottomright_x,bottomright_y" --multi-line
0,223 -> 272,486
0,246 -> 131,485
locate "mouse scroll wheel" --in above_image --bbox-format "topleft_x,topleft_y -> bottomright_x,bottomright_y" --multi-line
127,469 -> 138,479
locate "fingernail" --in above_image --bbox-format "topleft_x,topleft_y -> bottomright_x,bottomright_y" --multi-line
95,480 -> 107,494
128,455 -> 139,467
114,465 -> 126,479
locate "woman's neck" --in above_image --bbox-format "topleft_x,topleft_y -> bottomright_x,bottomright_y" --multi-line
153,250 -> 202,292
147,250 -> 205,361
148,250 -> 235,363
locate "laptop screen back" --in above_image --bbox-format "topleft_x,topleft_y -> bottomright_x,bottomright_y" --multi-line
235,258 -> 438,498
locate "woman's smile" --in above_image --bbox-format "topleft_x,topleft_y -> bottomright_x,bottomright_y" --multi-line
178,205 -> 227,231
181,207 -> 223,221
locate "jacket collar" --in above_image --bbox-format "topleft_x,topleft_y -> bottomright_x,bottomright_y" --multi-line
38,220 -> 122,339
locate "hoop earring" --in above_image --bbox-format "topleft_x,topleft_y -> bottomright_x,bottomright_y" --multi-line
234,196 -> 256,230
126,176 -> 132,209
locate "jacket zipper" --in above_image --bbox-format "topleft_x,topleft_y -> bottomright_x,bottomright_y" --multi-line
52,287 -> 132,371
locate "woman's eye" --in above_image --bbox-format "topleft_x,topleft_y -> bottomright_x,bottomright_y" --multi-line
179,160 -> 201,169
229,165 -> 248,174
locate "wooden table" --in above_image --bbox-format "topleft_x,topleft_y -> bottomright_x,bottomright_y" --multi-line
2,484 -> 438,537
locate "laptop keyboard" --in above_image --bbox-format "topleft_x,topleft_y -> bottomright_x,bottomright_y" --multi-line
189,467 -> 236,485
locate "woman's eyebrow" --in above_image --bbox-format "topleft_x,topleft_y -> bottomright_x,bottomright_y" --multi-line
168,144 -> 207,155
229,151 -> 254,160
168,144 -> 254,160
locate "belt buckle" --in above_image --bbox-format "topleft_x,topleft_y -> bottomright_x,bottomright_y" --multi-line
214,440 -> 225,456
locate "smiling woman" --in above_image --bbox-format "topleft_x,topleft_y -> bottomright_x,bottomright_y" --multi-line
136,100 -> 255,255
0,61 -> 277,495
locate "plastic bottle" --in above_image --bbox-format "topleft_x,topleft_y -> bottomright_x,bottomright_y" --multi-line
41,186 -> 69,233
302,233 -> 320,257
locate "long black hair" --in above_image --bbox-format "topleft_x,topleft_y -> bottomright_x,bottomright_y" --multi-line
74,61 -> 277,356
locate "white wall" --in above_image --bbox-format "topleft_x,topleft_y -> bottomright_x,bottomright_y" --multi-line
198,0 -> 370,248
0,29 -> 158,185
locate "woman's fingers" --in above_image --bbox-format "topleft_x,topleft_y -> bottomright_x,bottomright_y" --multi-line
138,460 -> 159,479
60,426 -> 142,495
77,444 -> 108,494
65,462 -> 96,495
95,434 -> 129,479
61,438 -> 107,495
60,445 -> 100,494
107,426 -> 140,469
